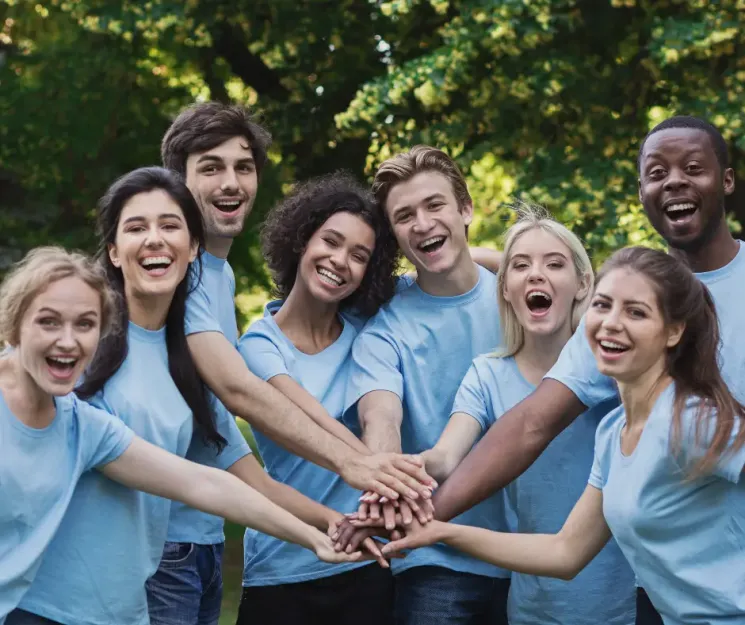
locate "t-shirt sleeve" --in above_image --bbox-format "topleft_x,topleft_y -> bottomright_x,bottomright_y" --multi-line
184,276 -> 223,337
345,324 -> 403,411
678,399 -> 745,483
451,362 -> 491,432
238,333 -> 288,382
545,315 -> 618,409
211,401 -> 252,470
76,399 -> 135,471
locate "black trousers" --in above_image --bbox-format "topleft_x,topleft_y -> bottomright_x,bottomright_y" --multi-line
237,563 -> 394,625
5,610 -> 63,625
635,588 -> 664,625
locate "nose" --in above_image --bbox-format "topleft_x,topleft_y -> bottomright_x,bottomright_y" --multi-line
220,168 -> 239,193
662,167 -> 690,192
328,247 -> 347,268
527,265 -> 546,283
57,324 -> 77,350
412,210 -> 435,234
144,223 -> 165,248
601,306 -> 623,332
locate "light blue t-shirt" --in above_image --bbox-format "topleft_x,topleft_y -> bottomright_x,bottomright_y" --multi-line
547,240 -> 745,407
169,251 -> 252,544
454,355 -> 635,625
237,301 -> 372,586
0,392 -> 132,624
345,265 -> 510,578
589,384 -> 745,624
20,323 -> 194,625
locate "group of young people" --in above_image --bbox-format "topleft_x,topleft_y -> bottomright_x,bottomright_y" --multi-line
1,101 -> 743,625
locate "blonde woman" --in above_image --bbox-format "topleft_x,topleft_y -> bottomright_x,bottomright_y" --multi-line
415,207 -> 635,624
0,247 -> 363,625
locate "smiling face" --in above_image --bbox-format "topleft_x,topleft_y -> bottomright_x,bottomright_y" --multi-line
503,227 -> 587,340
296,211 -> 376,306
108,189 -> 198,303
185,135 -> 258,243
585,267 -> 683,384
16,277 -> 102,395
384,171 -> 473,277
638,127 -> 734,252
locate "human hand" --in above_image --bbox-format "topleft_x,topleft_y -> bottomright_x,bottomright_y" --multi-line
341,453 -> 436,502
357,492 -> 434,527
312,531 -> 363,564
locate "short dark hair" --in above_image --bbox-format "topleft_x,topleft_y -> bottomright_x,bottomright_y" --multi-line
637,115 -> 729,172
261,172 -> 400,317
161,102 -> 272,177
77,166 -> 226,451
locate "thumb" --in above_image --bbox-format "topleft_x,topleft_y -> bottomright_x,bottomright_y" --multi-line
381,536 -> 413,555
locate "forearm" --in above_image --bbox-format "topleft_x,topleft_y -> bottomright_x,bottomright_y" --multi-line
433,380 -> 584,521
361,413 -> 402,454
421,447 -> 456,484
435,522 -> 577,580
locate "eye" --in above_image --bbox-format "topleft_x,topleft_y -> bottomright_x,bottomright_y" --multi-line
238,163 -> 256,173
396,212 -> 412,223
162,222 -> 181,231
511,262 -> 528,270
77,319 -> 96,330
38,317 -> 60,328
628,307 -> 646,319
685,163 -> 702,175
591,299 -> 609,310
428,202 -> 444,210
352,253 -> 369,264
124,225 -> 145,234
547,261 -> 565,270
647,167 -> 666,180
199,165 -> 218,175
323,237 -> 339,248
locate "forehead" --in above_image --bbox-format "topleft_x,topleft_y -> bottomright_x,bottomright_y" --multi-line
597,267 -> 657,301
641,127 -> 716,164
120,189 -> 183,221
27,277 -> 101,316
385,171 -> 457,214
187,135 -> 253,164
315,211 -> 375,246
510,227 -> 572,257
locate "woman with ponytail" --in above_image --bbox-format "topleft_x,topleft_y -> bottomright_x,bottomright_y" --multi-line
367,246 -> 745,625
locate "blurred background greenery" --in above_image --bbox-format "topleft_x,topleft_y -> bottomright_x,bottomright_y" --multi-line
4,0 -> 745,621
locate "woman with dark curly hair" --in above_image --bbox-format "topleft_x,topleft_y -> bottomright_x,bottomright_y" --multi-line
234,172 -> 405,625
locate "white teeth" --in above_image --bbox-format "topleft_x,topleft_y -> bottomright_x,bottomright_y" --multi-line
214,200 -> 241,207
527,290 -> 551,301
419,236 -> 445,249
141,256 -> 172,268
49,357 -> 76,365
665,203 -> 696,213
600,340 -> 628,350
318,268 -> 343,286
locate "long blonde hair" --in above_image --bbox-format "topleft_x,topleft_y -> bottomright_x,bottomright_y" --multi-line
495,204 -> 593,358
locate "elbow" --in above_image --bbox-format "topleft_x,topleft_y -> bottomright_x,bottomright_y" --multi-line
552,538 -> 583,581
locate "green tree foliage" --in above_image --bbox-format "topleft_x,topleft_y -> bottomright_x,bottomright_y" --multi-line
2,0 -> 745,286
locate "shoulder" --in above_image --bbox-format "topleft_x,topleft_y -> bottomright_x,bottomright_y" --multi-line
239,315 -> 281,351
594,404 -> 625,451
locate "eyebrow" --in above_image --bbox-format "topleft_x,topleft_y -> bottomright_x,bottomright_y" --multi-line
122,213 -> 185,225
594,292 -> 652,310
392,193 -> 447,216
323,228 -> 373,256
36,307 -> 99,317
511,251 -> 568,261
195,154 -> 255,166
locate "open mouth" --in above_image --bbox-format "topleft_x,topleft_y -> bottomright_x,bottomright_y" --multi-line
598,339 -> 630,356
417,236 -> 446,255
664,202 -> 697,223
317,267 -> 345,287
140,255 -> 173,276
212,199 -> 243,214
526,290 -> 552,315
46,356 -> 77,380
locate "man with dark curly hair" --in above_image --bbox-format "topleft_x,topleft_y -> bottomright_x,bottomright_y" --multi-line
148,102 -> 436,625
343,146 -> 512,625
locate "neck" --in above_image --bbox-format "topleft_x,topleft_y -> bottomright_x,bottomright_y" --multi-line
205,235 -> 233,260
126,287 -> 172,331
669,219 -> 738,273
617,360 -> 672,428
0,352 -> 56,428
515,321 -> 573,385
273,284 -> 342,351
416,253 -> 480,297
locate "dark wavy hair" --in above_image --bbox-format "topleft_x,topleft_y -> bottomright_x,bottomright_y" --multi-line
261,171 -> 400,316
596,246 -> 745,476
77,167 -> 226,450
161,102 -> 272,178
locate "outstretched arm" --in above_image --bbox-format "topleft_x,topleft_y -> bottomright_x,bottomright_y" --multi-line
470,247 -> 502,274
382,484 -> 610,581
422,412 -> 482,483
187,331 -> 431,500
433,379 -> 585,521
101,437 -> 358,564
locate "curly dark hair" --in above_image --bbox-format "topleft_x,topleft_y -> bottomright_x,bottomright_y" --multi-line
261,172 -> 400,317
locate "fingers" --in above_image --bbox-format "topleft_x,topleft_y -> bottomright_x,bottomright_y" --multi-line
391,455 -> 438,489
334,521 -> 358,552
419,498 -> 435,522
346,528 -> 372,553
361,537 -> 389,569
349,517 -> 386,528
381,537 -> 412,556
368,479 -> 399,501
398,500 -> 414,526
369,502 -> 381,521
357,502 -> 369,521
383,502 -> 397,531
375,472 -> 420,501
359,491 -> 380,504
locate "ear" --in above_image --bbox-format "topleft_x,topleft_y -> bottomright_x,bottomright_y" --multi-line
189,240 -> 199,263
723,167 -> 735,197
666,321 -> 685,349
108,243 -> 121,268
502,282 -> 512,305
460,200 -> 474,227
575,272 -> 592,302
637,178 -> 644,204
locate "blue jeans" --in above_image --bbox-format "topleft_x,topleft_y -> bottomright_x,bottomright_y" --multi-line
146,541 -> 224,625
394,566 -> 510,625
